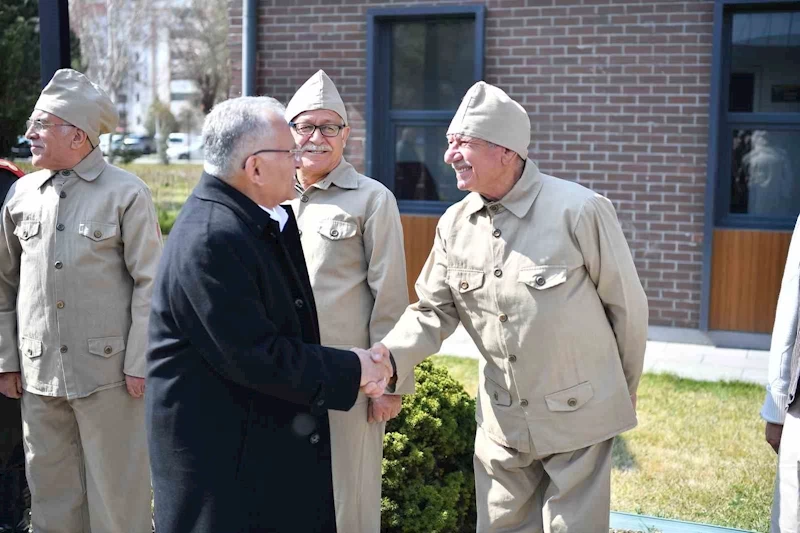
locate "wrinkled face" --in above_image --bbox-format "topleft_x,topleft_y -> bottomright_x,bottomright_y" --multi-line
249,114 -> 302,207
25,110 -> 79,170
443,134 -> 504,195
290,109 -> 349,181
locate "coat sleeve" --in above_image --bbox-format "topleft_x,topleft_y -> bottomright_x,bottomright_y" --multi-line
362,189 -> 412,394
381,214 -> 461,391
573,194 -> 649,395
121,186 -> 163,378
168,223 -> 361,412
761,215 -> 800,424
0,191 -> 21,373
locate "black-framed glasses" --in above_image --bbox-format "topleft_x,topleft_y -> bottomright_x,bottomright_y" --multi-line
289,122 -> 346,137
242,148 -> 304,169
25,119 -> 76,133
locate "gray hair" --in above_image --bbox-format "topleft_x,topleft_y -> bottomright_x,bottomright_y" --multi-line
202,96 -> 286,179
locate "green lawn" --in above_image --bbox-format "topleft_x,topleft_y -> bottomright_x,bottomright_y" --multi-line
430,355 -> 775,533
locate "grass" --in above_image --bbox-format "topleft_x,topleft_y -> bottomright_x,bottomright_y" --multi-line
430,355 -> 775,533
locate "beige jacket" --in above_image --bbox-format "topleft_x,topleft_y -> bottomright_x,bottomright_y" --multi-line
288,157 -> 409,362
0,148 -> 163,398
382,160 -> 649,455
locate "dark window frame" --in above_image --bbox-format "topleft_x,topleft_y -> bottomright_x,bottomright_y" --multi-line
366,5 -> 486,215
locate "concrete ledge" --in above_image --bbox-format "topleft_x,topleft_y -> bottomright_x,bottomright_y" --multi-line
610,511 -> 753,532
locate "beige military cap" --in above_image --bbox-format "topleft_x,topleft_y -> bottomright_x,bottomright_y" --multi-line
34,69 -> 119,147
285,70 -> 348,125
447,81 -> 530,160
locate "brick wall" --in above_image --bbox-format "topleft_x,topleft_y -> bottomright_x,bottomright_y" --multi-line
228,0 -> 715,329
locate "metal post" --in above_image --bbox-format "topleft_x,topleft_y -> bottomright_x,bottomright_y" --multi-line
242,0 -> 257,96
38,0 -> 72,88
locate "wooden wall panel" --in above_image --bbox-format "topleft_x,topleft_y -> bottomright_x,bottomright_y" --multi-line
400,214 -> 440,303
709,228 -> 793,333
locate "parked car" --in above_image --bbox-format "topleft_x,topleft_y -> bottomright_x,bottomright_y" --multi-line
0,159 -> 24,201
122,134 -> 155,155
167,140 -> 204,161
98,133 -> 124,156
9,137 -> 31,159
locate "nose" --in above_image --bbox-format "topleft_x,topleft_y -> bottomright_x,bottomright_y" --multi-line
309,127 -> 326,144
25,122 -> 38,140
444,145 -> 461,164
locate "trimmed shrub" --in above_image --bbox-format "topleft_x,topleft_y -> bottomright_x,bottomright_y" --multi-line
381,360 -> 477,533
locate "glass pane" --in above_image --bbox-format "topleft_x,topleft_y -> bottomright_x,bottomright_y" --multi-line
395,126 -> 467,203
391,19 -> 475,110
729,11 -> 800,112
730,129 -> 800,216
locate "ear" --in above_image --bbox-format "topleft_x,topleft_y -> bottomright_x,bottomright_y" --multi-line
500,148 -> 518,166
341,126 -> 351,145
246,156 -> 266,186
72,129 -> 89,150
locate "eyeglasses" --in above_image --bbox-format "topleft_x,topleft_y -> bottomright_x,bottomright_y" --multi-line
289,122 -> 346,137
242,148 -> 304,169
25,119 -> 76,133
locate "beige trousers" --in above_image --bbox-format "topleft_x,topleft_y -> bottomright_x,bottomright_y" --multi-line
21,385 -> 151,533
329,392 -> 386,533
473,426 -> 613,533
772,400 -> 800,533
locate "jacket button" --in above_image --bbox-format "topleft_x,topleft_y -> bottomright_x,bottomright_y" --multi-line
493,392 -> 499,401
56,223 -> 65,231
60,345 -> 68,353
93,230 -> 102,238
330,229 -> 339,237
499,313 -> 508,323
492,229 -> 501,238
54,261 -> 63,269
508,354 -> 517,362
295,298 -> 304,308
22,231 -> 28,238
460,281 -> 469,290
489,205 -> 498,212
309,433 -> 320,444
56,300 -> 65,309
316,398 -> 324,407
494,268 -> 502,278
567,398 -> 578,408
104,345 -> 113,354
520,399 -> 529,407
62,170 -> 71,176
300,195 -> 309,203
534,275 -> 546,287
59,191 -> 67,199
298,230 -> 303,237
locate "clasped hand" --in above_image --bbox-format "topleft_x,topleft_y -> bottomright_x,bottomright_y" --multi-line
351,345 -> 393,398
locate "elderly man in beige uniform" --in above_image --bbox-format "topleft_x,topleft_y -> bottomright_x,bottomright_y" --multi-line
372,82 -> 649,532
284,70 -> 410,532
0,69 -> 161,533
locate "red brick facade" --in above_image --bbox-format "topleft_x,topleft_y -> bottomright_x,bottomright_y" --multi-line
228,0 -> 715,329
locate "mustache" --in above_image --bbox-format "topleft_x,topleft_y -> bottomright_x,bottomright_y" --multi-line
299,142 -> 331,152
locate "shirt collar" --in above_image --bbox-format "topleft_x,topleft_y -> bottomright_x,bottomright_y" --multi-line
260,205 -> 288,231
462,159 -> 543,219
30,146 -> 108,190
298,157 -> 359,192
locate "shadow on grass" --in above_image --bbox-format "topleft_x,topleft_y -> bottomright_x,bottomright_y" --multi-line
613,435 -> 638,472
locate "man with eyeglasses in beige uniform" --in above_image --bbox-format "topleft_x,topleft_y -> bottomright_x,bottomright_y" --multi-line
285,70 -> 410,532
372,81 -> 649,532
0,69 -> 160,533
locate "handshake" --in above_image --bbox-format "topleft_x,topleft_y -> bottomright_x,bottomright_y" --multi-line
351,343 -> 393,398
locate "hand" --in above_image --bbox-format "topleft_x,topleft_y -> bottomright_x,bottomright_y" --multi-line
368,394 -> 403,423
630,393 -> 637,412
125,375 -> 145,399
352,348 -> 392,398
766,422 -> 784,454
0,372 -> 22,399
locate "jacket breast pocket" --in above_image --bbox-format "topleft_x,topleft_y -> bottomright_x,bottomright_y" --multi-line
19,337 -> 43,360
88,337 -> 125,358
317,219 -> 358,241
446,268 -> 485,295
544,381 -> 594,412
78,222 -> 118,243
14,220 -> 41,243
483,376 -> 512,407
518,265 -> 568,291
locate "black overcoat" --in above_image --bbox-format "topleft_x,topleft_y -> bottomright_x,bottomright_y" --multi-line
146,173 -> 361,533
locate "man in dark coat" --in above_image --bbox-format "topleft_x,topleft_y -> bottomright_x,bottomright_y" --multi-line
146,96 -> 393,533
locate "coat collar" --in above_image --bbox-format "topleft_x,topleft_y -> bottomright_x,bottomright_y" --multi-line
301,157 -> 359,192
192,172 -> 275,236
463,159 -> 543,219
30,146 -> 107,190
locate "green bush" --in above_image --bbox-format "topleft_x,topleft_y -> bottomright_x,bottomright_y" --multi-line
381,360 -> 477,533
156,207 -> 180,235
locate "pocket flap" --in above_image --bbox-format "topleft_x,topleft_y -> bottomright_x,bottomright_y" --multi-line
79,222 -> 118,242
544,381 -> 594,412
447,269 -> 485,294
483,377 -> 512,407
88,337 -> 125,358
19,337 -> 42,359
317,219 -> 358,240
14,221 -> 40,241
518,266 -> 568,290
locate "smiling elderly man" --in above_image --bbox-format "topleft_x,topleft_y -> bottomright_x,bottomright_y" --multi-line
0,69 -> 161,533
371,81 -> 649,532
284,70 -> 409,532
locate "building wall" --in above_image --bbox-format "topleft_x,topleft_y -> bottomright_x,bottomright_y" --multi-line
228,0 -> 715,329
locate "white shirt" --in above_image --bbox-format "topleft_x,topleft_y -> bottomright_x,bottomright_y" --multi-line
259,205 -> 288,232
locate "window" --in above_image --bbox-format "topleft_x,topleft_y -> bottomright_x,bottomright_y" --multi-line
367,6 -> 485,214
716,6 -> 800,228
